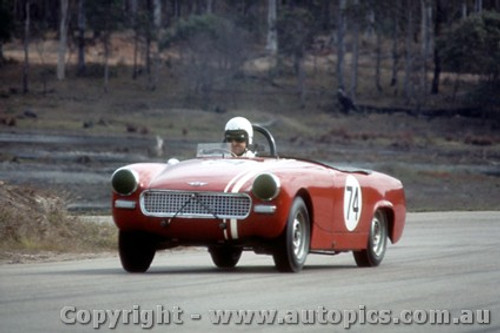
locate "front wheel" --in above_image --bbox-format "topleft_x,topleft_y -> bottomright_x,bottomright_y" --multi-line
119,230 -> 157,273
353,211 -> 388,267
273,197 -> 310,272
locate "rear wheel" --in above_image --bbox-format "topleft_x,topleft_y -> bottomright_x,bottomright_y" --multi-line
273,197 -> 310,272
119,230 -> 156,273
209,246 -> 243,268
353,211 -> 388,267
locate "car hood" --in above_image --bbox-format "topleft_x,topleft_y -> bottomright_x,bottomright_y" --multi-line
148,158 -> 283,192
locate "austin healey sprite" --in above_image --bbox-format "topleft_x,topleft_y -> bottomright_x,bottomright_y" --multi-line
111,124 -> 406,273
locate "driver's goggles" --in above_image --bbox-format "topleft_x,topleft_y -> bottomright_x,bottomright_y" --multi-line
225,135 -> 246,143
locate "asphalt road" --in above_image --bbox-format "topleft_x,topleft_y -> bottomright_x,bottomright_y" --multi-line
1,212 -> 499,332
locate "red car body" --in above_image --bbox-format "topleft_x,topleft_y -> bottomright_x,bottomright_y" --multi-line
111,129 -> 406,273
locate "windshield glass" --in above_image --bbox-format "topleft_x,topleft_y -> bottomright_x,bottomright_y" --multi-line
196,143 -> 234,158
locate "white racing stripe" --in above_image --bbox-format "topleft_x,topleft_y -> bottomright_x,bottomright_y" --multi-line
230,219 -> 238,239
222,159 -> 294,240
225,159 -> 293,193
225,167 -> 264,240
224,166 -> 254,193
222,164 -> 262,240
223,219 -> 229,240
231,168 -> 265,193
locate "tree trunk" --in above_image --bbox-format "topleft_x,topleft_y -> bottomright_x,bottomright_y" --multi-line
129,0 -> 139,79
365,7 -> 375,39
103,33 -> 110,93
0,42 -> 4,66
431,0 -> 443,94
420,0 -> 432,97
23,0 -> 30,93
390,1 -> 399,88
403,0 -> 414,103
148,0 -> 161,91
77,0 -> 86,76
475,0 -> 483,12
145,0 -> 152,76
375,29 -> 382,94
173,0 -> 181,19
350,0 -> 359,101
266,0 -> 278,55
57,0 -> 69,80
321,0 -> 331,31
336,0 -> 346,89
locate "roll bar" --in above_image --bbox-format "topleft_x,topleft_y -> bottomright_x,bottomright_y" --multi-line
252,124 -> 278,157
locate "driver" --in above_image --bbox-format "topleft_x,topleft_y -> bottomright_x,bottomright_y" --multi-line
224,117 -> 255,157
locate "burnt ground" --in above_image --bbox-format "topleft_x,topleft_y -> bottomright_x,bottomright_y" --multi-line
1,110 -> 499,213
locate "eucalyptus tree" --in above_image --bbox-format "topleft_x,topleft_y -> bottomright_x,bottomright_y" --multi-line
77,0 -> 86,76
336,0 -> 346,89
265,0 -> 278,55
277,6 -> 315,108
0,0 -> 13,66
403,0 -> 416,103
22,0 -> 31,93
86,0 -> 125,92
162,13 -> 251,108
438,10 -> 500,110
349,0 -> 360,100
431,0 -> 444,94
56,0 -> 69,80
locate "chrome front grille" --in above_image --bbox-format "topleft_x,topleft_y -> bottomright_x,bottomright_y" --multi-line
140,190 -> 251,219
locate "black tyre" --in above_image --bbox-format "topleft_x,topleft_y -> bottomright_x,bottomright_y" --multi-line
119,230 -> 156,273
208,246 -> 243,268
353,211 -> 388,267
273,197 -> 310,272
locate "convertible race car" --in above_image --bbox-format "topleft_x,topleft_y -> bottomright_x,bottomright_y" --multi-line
111,124 -> 406,273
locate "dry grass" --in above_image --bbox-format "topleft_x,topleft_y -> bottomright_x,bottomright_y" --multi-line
0,182 -> 117,260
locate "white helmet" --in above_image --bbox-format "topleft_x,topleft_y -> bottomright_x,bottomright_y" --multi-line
224,117 -> 253,145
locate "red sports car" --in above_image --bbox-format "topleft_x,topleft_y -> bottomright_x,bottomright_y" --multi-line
111,124 -> 406,273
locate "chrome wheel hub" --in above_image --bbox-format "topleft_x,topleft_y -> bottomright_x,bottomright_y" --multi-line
292,213 -> 306,260
371,215 -> 386,257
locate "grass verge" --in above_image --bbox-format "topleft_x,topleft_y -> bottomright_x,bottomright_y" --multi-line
0,182 -> 117,263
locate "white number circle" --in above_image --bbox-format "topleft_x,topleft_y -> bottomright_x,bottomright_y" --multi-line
343,175 -> 363,231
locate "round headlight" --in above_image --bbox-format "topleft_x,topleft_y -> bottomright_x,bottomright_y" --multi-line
252,173 -> 280,201
111,168 -> 139,195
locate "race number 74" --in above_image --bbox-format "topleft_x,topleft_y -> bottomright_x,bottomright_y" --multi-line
346,186 -> 359,221
343,175 -> 363,231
